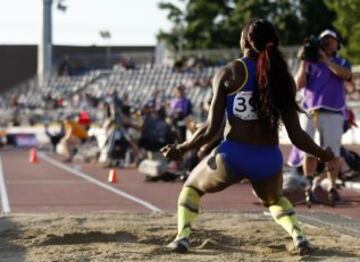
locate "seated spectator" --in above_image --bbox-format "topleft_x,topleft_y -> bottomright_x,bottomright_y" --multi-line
139,107 -> 175,152
58,55 -> 72,76
60,115 -> 88,162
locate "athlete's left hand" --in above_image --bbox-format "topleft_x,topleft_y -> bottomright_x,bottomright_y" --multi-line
160,144 -> 183,161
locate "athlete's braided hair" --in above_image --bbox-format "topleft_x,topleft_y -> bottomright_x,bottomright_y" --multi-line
242,18 -> 302,130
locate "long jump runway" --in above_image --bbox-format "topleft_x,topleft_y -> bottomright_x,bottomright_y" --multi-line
1,148 -> 360,235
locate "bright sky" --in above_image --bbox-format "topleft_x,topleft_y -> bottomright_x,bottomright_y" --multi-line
0,0 -> 179,46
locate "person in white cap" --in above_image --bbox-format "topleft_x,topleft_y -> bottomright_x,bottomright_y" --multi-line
294,29 -> 352,206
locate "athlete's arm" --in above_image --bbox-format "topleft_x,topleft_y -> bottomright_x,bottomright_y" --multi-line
198,121 -> 225,158
281,107 -> 334,162
161,67 -> 230,160
176,68 -> 228,153
176,60 -> 243,154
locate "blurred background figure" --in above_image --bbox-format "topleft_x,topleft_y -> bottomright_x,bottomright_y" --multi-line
168,85 -> 193,142
60,115 -> 88,162
44,121 -> 65,153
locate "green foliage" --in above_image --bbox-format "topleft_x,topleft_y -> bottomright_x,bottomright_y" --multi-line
157,1 -> 186,52
298,0 -> 336,37
184,0 -> 232,49
325,0 -> 360,63
157,0 -> 359,64
231,0 -> 302,45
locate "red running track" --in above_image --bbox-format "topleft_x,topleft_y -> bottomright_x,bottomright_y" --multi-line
0,148 -> 359,221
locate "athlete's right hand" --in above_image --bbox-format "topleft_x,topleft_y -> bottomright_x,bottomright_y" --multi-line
318,147 -> 335,162
160,144 -> 183,161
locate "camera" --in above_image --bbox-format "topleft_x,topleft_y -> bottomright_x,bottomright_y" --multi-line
298,35 -> 321,62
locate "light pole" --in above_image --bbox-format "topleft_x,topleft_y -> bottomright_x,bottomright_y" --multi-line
99,30 -> 112,68
38,0 -> 52,82
38,0 -> 67,82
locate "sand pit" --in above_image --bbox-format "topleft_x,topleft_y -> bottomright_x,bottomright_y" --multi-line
0,212 -> 359,261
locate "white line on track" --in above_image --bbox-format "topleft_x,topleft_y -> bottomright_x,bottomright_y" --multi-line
6,180 -> 90,185
0,156 -> 11,214
345,181 -> 360,190
39,152 -> 163,213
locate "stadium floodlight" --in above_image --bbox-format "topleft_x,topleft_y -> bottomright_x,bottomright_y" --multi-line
57,0 -> 67,12
99,30 -> 111,39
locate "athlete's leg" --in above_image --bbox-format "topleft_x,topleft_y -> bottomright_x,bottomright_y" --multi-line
168,148 -> 241,252
251,171 -> 310,253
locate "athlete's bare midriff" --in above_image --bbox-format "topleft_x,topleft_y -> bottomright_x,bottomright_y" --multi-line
225,118 -> 279,145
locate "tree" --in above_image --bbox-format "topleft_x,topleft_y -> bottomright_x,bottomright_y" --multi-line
229,0 -> 302,45
224,0 -> 273,47
298,0 -> 336,38
157,0 -> 338,51
325,0 -> 360,63
184,0 -> 233,49
157,1 -> 186,52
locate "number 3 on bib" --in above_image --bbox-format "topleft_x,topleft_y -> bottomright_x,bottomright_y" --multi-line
233,91 -> 258,120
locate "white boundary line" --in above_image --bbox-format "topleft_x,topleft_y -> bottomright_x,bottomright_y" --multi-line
345,181 -> 360,190
0,156 -> 11,214
38,153 -> 163,213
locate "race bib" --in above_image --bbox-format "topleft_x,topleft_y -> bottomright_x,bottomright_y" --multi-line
233,91 -> 258,120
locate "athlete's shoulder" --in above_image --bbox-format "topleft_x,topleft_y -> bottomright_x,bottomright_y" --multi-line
212,59 -> 248,93
219,59 -> 248,95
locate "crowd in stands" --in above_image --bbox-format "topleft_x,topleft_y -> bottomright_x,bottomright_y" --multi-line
173,55 -> 226,72
38,84 -> 206,169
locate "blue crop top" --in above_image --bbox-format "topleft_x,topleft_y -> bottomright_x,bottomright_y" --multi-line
226,57 -> 257,120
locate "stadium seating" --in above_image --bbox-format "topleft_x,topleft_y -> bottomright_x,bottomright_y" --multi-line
1,65 -> 216,124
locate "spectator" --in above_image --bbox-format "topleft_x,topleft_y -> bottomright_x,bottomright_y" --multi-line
294,29 -> 352,206
60,115 -> 88,162
45,122 -> 65,152
169,85 -> 193,142
58,55 -> 72,76
102,91 -> 130,167
139,105 -> 175,152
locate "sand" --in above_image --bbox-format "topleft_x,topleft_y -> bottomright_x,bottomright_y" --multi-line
0,212 -> 359,262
